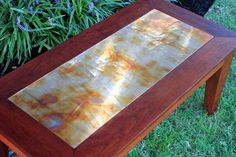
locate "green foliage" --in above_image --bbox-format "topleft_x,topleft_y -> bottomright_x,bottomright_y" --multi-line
0,0 -> 134,75
205,0 -> 236,31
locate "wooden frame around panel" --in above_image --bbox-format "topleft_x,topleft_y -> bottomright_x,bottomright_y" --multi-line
0,0 -> 236,156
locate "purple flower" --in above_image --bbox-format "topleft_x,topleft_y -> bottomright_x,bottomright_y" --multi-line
89,2 -> 95,13
48,17 -> 55,27
16,16 -> 32,32
35,0 -> 39,5
17,16 -> 20,24
29,6 -> 34,13
54,0 -> 60,3
66,0 -> 71,12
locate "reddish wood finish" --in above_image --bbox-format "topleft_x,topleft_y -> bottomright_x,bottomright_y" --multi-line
0,141 -> 8,157
0,0 -> 236,156
0,134 -> 27,157
205,51 -> 235,115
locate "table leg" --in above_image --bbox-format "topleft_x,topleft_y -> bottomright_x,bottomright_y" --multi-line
0,141 -> 8,157
204,52 -> 234,115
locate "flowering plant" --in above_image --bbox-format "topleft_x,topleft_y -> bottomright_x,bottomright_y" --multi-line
0,0 -> 134,75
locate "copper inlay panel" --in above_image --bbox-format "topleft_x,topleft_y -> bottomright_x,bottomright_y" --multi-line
9,9 -> 213,148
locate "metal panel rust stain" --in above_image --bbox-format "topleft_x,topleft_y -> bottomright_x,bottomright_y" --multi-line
8,9 -> 213,148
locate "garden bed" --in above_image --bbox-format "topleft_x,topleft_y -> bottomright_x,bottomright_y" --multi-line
0,0 -> 134,75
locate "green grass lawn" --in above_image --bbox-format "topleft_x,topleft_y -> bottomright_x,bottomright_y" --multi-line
127,0 -> 236,156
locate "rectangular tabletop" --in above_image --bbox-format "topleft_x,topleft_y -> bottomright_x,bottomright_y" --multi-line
9,9 -> 212,148
0,0 -> 236,156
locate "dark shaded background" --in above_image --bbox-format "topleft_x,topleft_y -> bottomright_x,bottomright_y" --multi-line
171,0 -> 215,16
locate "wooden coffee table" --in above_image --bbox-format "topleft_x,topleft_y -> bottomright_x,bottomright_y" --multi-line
0,0 -> 235,156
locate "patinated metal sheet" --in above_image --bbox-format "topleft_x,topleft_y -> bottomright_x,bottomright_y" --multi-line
9,9 -> 213,148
